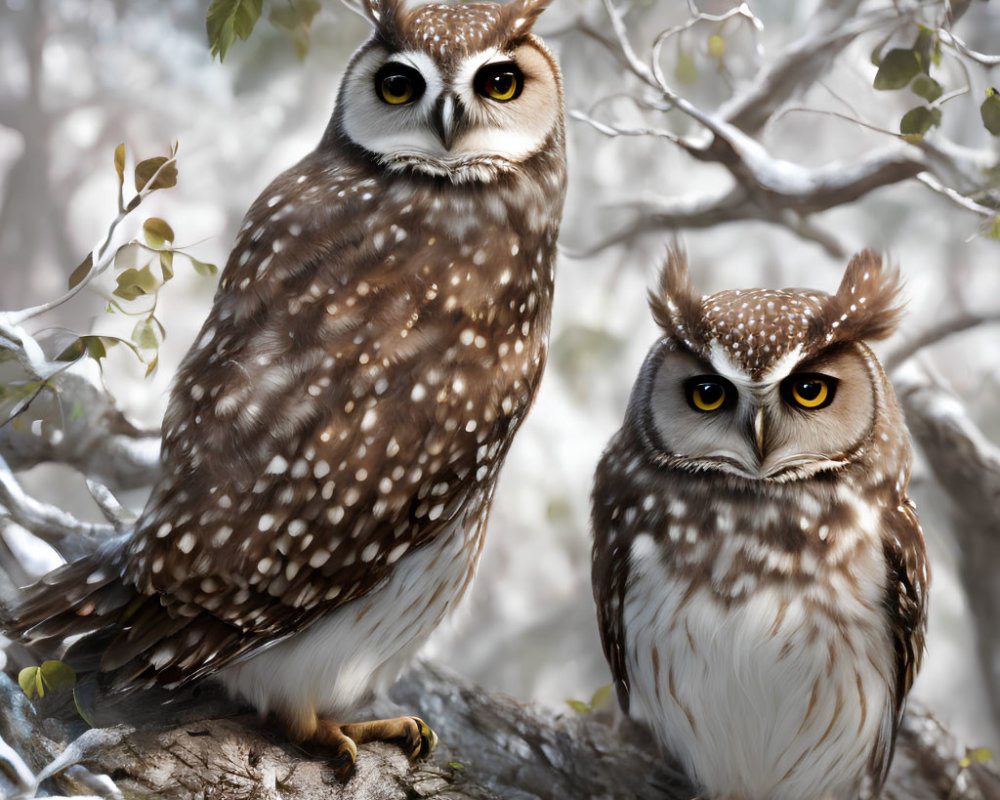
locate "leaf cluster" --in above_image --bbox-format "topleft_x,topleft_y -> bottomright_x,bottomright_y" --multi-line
872,25 -> 1000,142
207,0 -> 321,62
58,144 -> 218,377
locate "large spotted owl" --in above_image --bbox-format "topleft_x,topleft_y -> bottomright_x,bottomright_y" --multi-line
4,0 -> 565,773
592,249 -> 928,800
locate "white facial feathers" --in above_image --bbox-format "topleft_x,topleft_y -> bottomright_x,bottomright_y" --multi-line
339,42 -> 560,180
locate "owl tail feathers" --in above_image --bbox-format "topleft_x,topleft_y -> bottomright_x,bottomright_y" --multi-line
2,546 -> 137,671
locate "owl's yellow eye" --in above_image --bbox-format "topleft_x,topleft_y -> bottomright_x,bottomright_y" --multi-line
475,63 -> 524,102
376,63 -> 425,105
783,374 -> 836,410
685,377 -> 733,413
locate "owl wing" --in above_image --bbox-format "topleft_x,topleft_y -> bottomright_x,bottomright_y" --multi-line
591,430 -> 641,714
86,150 -> 525,688
869,497 -> 928,786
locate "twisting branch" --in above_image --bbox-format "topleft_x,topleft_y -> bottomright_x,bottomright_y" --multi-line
886,311 -> 1000,372
0,452 -> 112,563
894,363 -> 1000,733
568,0 -> 999,256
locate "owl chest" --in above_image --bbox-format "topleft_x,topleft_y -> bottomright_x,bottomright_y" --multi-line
623,529 -> 894,800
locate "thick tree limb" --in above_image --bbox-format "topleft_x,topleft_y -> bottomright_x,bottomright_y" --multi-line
0,661 -> 997,800
895,363 -> 1000,736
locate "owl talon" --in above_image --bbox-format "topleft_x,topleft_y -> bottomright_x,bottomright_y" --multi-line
339,715 -> 438,761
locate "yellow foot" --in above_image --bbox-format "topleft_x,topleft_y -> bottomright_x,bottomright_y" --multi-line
312,715 -> 438,779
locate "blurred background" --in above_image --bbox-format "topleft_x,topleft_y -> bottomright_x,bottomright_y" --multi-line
1,0 -> 998,758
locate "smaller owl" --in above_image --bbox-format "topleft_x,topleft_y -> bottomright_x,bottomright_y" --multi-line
592,248 -> 928,800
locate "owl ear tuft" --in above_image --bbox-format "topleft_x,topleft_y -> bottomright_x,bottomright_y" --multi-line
817,249 -> 906,344
357,0 -> 405,37
500,0 -> 553,40
649,245 -> 704,345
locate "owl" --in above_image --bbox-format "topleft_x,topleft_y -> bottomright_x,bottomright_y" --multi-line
591,248 -> 928,800
3,0 -> 565,776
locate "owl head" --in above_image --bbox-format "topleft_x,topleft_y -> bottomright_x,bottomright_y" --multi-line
330,0 -> 562,182
629,247 -> 906,483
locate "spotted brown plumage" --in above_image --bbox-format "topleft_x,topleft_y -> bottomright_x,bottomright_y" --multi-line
4,0 -> 565,773
592,248 -> 927,800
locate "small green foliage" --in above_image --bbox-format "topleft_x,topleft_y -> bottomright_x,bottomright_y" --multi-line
68,252 -> 94,290
448,761 -> 465,771
270,0 -> 322,60
208,0 -> 264,61
18,660 -> 77,700
190,257 -> 219,277
985,216 -> 1000,241
981,89 -> 1000,135
707,34 -> 725,60
910,74 -> 942,102
566,684 -> 614,714
143,217 -> 175,248
134,156 -> 178,193
113,143 -> 126,187
873,48 -> 921,90
57,143 -> 218,377
959,746 -> 993,769
675,46 -> 698,85
899,105 -> 941,136
588,683 -> 613,711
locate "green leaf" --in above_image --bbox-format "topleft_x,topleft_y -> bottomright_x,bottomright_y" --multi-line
269,0 -> 321,60
132,317 -> 161,350
143,217 -> 175,248
144,354 -> 159,378
675,47 -> 697,85
160,250 -> 175,281
899,105 -> 940,136
960,746 -> 993,768
985,215 -> 1000,240
134,156 -> 178,192
114,143 -> 126,187
207,0 -> 264,61
68,252 -> 94,290
589,684 -> 613,711
86,336 -> 109,363
189,256 -> 219,277
981,90 -> 1000,135
707,34 -> 725,60
56,335 -> 115,364
448,761 -> 465,771
910,74 -> 942,102
18,666 -> 39,699
874,48 -> 921,91
40,660 -> 77,692
565,699 -> 591,713
114,265 -> 160,301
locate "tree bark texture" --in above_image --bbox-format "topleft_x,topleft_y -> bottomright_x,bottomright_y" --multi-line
1,660 -> 998,800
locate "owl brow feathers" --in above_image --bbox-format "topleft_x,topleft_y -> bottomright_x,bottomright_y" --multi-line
358,0 -> 553,42
811,248 -> 906,346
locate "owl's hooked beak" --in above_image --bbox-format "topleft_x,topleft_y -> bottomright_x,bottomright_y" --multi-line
432,93 -> 464,151
752,407 -> 766,461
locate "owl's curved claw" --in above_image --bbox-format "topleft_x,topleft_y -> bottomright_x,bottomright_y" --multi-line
312,715 -> 437,779
339,715 -> 438,761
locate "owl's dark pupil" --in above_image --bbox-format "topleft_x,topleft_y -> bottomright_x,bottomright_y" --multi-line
697,383 -> 723,404
796,381 -> 823,401
383,75 -> 410,97
490,73 -> 515,95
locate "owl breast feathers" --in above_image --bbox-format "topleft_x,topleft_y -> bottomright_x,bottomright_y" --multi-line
4,0 -> 566,773
592,248 -> 928,800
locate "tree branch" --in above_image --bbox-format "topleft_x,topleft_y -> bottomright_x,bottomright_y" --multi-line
895,363 -> 1000,735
